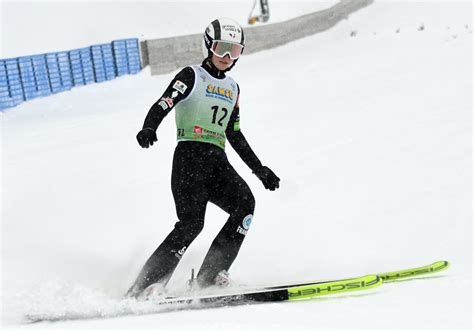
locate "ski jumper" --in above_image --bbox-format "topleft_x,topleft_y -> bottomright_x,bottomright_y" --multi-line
130,59 -> 263,293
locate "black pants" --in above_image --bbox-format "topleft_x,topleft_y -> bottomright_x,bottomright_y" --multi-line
130,141 -> 255,293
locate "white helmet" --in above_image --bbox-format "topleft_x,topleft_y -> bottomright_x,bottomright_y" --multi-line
202,18 -> 245,59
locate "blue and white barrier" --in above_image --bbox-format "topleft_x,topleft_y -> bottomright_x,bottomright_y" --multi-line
0,38 -> 141,111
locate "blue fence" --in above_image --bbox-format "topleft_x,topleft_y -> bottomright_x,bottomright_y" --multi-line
0,38 -> 141,111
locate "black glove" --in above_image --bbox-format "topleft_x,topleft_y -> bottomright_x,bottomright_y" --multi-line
136,128 -> 157,148
253,166 -> 280,191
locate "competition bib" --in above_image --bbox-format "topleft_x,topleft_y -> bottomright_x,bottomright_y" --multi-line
174,65 -> 238,149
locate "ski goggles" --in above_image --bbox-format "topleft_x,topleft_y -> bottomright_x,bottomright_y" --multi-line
210,41 -> 244,60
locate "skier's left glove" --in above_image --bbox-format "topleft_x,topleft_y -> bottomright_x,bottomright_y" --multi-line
253,166 -> 280,191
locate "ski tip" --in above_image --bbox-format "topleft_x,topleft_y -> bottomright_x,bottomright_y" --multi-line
379,260 -> 451,282
434,260 -> 450,269
432,260 -> 450,273
422,260 -> 450,273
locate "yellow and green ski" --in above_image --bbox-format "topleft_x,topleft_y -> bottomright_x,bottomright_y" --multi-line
135,261 -> 449,307
264,260 -> 450,291
25,261 -> 450,322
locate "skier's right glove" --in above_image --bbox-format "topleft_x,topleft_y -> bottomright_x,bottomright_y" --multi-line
136,128 -> 158,148
253,166 -> 280,191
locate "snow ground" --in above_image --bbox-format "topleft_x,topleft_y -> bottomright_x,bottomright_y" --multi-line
1,0 -> 473,330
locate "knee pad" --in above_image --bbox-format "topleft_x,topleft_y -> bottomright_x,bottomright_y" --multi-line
236,214 -> 253,236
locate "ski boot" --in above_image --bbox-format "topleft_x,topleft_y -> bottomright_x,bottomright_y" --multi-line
186,269 -> 232,294
127,283 -> 167,301
213,270 -> 231,288
138,283 -> 167,301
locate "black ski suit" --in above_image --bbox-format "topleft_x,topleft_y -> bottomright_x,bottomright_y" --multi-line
130,59 -> 279,295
